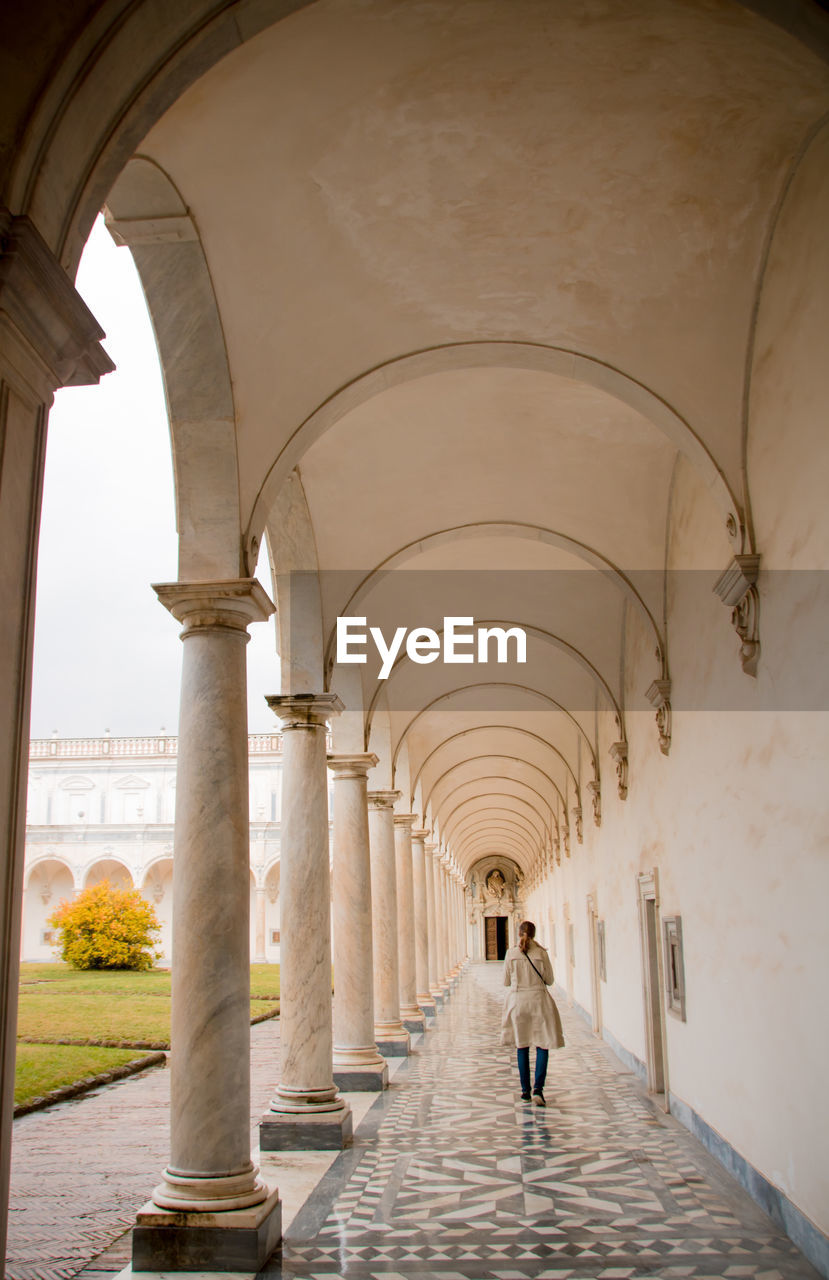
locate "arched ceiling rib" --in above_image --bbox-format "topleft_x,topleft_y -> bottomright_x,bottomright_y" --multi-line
250,344 -> 742,559
450,822 -> 537,861
458,837 -> 533,869
363,620 -> 624,747
423,755 -> 564,817
434,780 -> 555,849
137,0 -> 829,537
441,806 -> 545,848
391,686 -> 598,783
410,726 -> 584,806
441,795 -> 549,847
321,521 -> 666,676
87,0 -> 829,888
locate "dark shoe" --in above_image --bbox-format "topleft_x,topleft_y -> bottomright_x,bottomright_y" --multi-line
520,1091 -> 532,1102
532,1090 -> 546,1107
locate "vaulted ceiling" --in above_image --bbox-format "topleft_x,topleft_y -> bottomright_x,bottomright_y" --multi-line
101,0 -> 829,873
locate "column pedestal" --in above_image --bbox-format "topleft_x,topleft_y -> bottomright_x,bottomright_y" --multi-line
133,1189 -> 282,1272
261,695 -> 352,1151
330,753 -> 389,1093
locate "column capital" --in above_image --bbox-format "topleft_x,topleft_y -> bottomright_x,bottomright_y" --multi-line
393,813 -> 416,829
412,828 -> 431,841
267,692 -> 343,730
154,579 -> 274,635
367,789 -> 400,811
327,752 -> 378,779
0,210 -> 114,395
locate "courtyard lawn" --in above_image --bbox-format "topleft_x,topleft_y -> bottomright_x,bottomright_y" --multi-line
16,962 -> 280,1048
15,1042 -> 150,1107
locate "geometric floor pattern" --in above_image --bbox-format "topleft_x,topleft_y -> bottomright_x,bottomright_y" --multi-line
268,964 -> 821,1280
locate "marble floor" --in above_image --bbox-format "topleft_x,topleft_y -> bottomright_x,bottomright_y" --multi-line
7,963 -> 822,1280
268,964 -> 820,1280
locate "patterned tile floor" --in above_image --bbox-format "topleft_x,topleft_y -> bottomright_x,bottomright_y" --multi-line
6,964 -> 822,1280
268,964 -> 821,1280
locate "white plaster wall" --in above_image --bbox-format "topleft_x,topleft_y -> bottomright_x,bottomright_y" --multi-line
534,450 -> 829,1235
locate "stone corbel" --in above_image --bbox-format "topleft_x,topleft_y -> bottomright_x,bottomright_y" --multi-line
645,679 -> 672,755
562,809 -> 571,858
714,554 -> 760,677
609,741 -> 628,800
587,779 -> 601,827
571,805 -> 583,845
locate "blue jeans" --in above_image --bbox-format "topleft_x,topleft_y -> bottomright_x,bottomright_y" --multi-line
517,1046 -> 549,1094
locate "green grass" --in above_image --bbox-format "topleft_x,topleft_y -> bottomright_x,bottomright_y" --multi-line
16,962 -> 280,1047
15,1042 -> 148,1106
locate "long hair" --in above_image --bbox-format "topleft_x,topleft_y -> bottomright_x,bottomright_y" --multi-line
518,920 -> 536,953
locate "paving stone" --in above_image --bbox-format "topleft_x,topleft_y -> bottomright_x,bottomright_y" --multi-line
7,967 -> 824,1280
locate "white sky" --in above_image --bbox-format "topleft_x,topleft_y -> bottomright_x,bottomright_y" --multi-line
29,217 -> 280,739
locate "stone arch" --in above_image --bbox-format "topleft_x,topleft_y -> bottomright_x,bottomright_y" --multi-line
434,775 -> 556,835
104,156 -> 242,580
424,754 -> 565,823
365,620 -> 625,749
323,521 -> 666,680
247,342 -> 743,559
466,853 -> 525,960
21,856 -> 76,961
392,684 -> 599,788
410,725 -> 585,805
83,856 -> 134,890
140,856 -> 174,964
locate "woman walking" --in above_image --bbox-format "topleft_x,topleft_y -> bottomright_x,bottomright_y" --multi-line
501,920 -> 564,1105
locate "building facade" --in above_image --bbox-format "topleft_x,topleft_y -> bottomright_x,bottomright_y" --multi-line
23,734 -> 287,965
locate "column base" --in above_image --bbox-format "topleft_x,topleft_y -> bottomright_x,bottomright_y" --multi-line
418,995 -> 438,1018
375,1027 -> 410,1056
133,1185 -> 281,1272
430,988 -> 445,1007
333,1061 -> 389,1091
260,1104 -> 353,1151
402,1009 -> 426,1034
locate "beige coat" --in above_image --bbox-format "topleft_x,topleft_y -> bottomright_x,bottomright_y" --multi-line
500,941 -> 565,1050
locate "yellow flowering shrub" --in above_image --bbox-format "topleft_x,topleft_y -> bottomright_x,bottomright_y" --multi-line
49,880 -> 161,971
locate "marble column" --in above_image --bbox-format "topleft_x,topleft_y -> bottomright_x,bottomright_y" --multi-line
260,695 -> 352,1150
440,857 -> 454,991
394,815 -> 425,1034
447,872 -> 458,977
134,580 -> 281,1272
368,792 -> 410,1055
0,214 -> 113,1268
254,886 -> 267,963
411,828 -> 436,1017
458,877 -> 469,968
438,857 -> 453,990
425,842 -> 443,1005
329,753 -> 388,1091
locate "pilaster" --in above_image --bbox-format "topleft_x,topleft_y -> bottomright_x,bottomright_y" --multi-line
0,211 -> 112,1271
